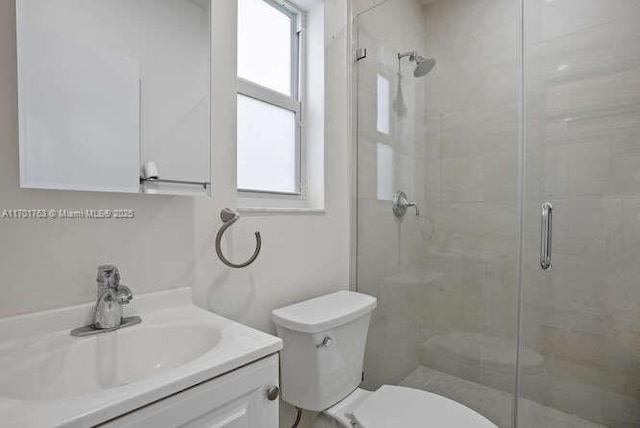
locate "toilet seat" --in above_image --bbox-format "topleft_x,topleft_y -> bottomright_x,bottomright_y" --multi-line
327,385 -> 496,428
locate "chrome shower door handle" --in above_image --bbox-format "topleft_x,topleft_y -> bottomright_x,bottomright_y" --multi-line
540,202 -> 553,270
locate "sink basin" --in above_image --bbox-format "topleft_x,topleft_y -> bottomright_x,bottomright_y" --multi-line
0,323 -> 221,400
0,287 -> 282,428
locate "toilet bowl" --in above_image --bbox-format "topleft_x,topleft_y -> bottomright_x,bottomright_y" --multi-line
325,385 -> 496,427
272,291 -> 497,428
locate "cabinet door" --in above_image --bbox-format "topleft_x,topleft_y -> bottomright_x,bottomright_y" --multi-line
100,354 -> 279,428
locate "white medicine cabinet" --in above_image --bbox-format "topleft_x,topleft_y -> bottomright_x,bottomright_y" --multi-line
16,0 -> 212,196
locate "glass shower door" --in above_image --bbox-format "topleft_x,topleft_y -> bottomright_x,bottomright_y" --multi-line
354,0 -> 522,426
518,1 -> 640,427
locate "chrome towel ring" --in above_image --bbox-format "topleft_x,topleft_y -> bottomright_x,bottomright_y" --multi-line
215,208 -> 262,268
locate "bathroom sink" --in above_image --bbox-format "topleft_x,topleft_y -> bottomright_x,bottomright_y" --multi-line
0,288 -> 282,428
0,323 -> 221,400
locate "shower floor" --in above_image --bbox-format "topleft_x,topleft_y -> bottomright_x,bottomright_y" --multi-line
400,366 -> 606,428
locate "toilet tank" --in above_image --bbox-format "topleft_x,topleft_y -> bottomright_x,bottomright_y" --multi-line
271,291 -> 377,411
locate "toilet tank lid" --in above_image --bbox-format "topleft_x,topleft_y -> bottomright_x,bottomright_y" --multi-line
272,291 -> 377,334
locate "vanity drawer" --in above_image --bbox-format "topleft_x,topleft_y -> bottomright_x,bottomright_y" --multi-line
100,354 -> 279,428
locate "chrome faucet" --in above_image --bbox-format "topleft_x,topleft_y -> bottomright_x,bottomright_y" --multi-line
70,265 -> 141,337
94,265 -> 133,329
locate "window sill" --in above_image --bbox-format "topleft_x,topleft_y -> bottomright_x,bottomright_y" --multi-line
237,206 -> 325,215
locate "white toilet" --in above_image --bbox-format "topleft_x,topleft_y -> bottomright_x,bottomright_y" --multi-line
272,291 -> 497,427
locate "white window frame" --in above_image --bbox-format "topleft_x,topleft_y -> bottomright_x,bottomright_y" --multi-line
238,0 -> 305,197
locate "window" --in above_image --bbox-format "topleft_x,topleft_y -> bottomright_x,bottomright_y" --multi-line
377,142 -> 394,200
377,74 -> 390,135
237,0 -> 302,195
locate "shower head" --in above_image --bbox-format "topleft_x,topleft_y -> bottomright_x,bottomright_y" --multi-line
398,51 -> 436,78
413,56 -> 436,77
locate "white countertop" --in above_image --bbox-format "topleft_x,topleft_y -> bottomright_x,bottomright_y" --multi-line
0,287 -> 282,428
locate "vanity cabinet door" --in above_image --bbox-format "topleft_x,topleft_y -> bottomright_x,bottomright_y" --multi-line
100,354 -> 279,428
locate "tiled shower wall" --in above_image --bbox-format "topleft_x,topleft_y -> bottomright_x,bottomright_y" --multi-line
420,0 -> 640,425
521,0 -> 640,426
355,0 -> 433,387
357,0 -> 640,427
420,0 -> 521,350
356,0 -> 522,412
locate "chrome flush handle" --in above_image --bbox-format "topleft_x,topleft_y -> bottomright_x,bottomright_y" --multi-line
316,336 -> 333,348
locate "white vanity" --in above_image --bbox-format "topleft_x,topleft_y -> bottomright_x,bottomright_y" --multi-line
0,288 -> 282,427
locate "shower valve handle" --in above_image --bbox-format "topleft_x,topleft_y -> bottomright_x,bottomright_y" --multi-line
392,191 -> 419,218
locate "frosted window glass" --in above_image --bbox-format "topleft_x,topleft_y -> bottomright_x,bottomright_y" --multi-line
377,142 -> 394,200
238,0 -> 292,96
377,74 -> 390,134
238,95 -> 297,193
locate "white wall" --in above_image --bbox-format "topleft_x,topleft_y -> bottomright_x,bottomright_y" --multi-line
0,1 -> 350,421
190,0 -> 352,332
1,1 -> 351,426
0,0 -> 350,329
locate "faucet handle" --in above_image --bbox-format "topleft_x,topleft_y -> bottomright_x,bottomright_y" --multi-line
114,285 -> 133,305
97,264 -> 121,289
392,191 -> 420,218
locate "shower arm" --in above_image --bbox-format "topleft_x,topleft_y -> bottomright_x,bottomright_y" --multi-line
398,51 -> 417,61
397,51 -> 416,77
